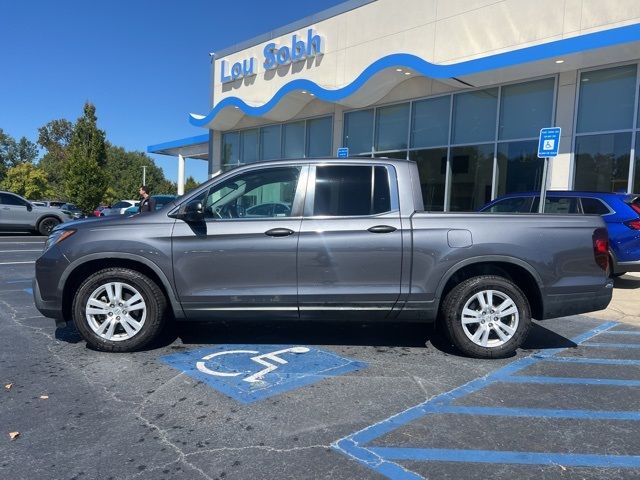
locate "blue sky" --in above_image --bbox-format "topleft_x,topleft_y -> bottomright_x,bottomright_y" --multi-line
0,0 -> 346,182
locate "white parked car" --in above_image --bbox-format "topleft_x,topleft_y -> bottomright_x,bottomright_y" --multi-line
100,200 -> 139,216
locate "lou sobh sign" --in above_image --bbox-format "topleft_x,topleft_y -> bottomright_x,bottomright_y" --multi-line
220,29 -> 324,84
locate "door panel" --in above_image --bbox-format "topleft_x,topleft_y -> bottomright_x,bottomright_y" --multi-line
171,165 -> 307,319
297,165 -> 402,319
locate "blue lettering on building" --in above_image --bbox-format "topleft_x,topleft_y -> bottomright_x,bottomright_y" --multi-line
221,29 -> 323,83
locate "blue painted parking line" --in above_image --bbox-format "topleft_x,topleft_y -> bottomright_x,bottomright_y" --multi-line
428,405 -> 640,421
24,288 -> 33,295
367,447 -> 640,468
161,344 -> 366,404
606,331 -> 640,336
333,321 -> 640,479
582,342 -> 640,349
539,356 -> 640,366
500,375 -> 640,387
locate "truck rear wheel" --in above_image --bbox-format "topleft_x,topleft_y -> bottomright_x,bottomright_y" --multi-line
72,268 -> 167,352
440,275 -> 531,359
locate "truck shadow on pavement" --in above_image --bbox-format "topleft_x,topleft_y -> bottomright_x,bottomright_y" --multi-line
54,319 -> 576,358
613,274 -> 640,290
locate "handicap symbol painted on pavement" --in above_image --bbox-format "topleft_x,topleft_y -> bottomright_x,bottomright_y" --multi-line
161,344 -> 367,404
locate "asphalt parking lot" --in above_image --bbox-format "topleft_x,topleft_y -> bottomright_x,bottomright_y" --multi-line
1,233 -> 640,480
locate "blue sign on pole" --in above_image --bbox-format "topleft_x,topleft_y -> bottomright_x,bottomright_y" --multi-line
537,127 -> 561,158
337,147 -> 349,158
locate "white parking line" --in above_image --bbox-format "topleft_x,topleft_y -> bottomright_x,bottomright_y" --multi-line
0,242 -> 45,244
0,248 -> 42,253
0,261 -> 35,265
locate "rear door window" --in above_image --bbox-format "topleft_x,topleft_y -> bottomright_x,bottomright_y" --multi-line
0,193 -> 26,206
532,196 -> 579,214
313,165 -> 391,216
485,197 -> 533,213
581,197 -> 610,215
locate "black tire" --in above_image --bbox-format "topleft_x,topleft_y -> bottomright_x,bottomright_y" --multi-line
440,275 -> 531,359
37,216 -> 60,236
72,267 -> 167,352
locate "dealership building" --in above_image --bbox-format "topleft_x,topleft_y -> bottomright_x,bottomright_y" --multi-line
148,0 -> 640,210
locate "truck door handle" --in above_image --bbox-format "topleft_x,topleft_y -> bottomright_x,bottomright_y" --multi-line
265,228 -> 294,237
367,225 -> 397,233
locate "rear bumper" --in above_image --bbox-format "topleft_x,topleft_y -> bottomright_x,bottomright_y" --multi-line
541,282 -> 613,319
612,258 -> 640,273
32,278 -> 65,326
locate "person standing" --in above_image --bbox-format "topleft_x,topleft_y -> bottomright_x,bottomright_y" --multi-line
138,186 -> 156,213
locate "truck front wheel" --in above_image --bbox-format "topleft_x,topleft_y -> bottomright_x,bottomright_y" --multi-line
440,275 -> 531,359
72,268 -> 167,352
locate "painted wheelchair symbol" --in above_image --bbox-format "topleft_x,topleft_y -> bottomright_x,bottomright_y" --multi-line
196,346 -> 310,384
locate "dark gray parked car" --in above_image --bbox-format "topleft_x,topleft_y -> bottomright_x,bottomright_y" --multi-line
33,159 -> 613,358
1,191 -> 71,235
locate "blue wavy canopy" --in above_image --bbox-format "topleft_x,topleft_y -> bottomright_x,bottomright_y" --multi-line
190,22 -> 640,127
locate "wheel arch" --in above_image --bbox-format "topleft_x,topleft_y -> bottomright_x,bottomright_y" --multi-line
435,256 -> 544,320
60,253 -> 185,323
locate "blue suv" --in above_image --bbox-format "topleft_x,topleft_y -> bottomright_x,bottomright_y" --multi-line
480,191 -> 640,275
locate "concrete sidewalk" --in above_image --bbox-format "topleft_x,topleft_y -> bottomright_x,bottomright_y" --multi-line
588,272 -> 640,326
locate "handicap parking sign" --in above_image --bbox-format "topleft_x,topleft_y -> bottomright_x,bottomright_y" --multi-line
537,127 -> 561,158
161,344 -> 367,403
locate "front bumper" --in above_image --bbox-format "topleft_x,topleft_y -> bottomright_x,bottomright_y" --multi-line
541,281 -> 613,319
32,277 -> 66,326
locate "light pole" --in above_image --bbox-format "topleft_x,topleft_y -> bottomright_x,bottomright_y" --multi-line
142,165 -> 147,186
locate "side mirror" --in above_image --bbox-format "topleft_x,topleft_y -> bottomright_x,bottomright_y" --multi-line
26,203 -> 33,212
170,199 -> 204,222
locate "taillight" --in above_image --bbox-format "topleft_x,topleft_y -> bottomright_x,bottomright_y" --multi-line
629,202 -> 640,215
625,219 -> 640,230
592,228 -> 609,272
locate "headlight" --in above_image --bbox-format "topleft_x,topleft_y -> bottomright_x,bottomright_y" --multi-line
44,229 -> 76,251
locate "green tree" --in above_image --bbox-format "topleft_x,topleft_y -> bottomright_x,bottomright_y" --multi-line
104,144 -> 176,199
0,163 -> 52,199
64,103 -> 107,213
37,119 -> 73,194
0,129 -> 38,169
183,176 -> 199,194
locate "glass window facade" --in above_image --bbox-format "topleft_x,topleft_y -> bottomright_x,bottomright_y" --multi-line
452,88 -> 498,144
342,76 -> 555,210
411,96 -> 450,148
499,78 -> 555,140
496,141 -> 544,196
306,116 -> 332,157
449,144 -> 494,212
574,133 -> 632,193
574,65 -> 639,193
344,109 -> 374,155
221,116 -> 332,170
375,103 -> 409,152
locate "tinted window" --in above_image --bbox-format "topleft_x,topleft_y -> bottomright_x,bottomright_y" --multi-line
577,65 -> 637,133
282,122 -> 305,159
532,197 -> 579,214
203,167 -> 300,219
581,197 -> 610,215
0,193 -> 26,206
452,88 -> 498,144
485,197 -> 532,213
411,96 -> 450,148
313,166 -> 391,216
375,103 -> 409,151
306,117 -> 332,158
498,78 -> 554,140
344,109 -> 374,155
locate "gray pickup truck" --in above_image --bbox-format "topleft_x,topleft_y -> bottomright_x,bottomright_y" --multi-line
33,159 -> 613,358
1,191 -> 71,235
